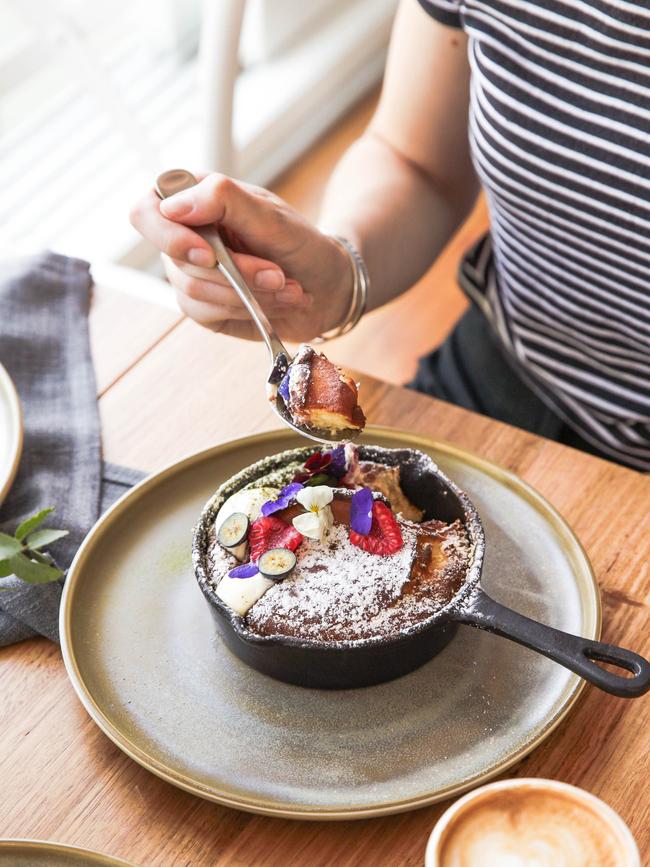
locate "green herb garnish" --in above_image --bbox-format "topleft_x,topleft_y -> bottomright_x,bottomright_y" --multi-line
0,507 -> 68,585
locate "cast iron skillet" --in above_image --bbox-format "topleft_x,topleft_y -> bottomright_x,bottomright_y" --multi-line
193,446 -> 650,697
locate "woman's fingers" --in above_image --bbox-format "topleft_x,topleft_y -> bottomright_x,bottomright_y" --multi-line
166,251 -> 310,322
163,249 -> 287,293
130,170 -> 339,342
130,176 -> 289,269
156,173 -> 302,262
175,291 -> 248,325
158,173 -> 276,232
130,189 -> 217,267
164,253 -> 307,307
174,288 -> 307,326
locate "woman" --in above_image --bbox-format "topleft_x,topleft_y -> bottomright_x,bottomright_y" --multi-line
131,0 -> 650,471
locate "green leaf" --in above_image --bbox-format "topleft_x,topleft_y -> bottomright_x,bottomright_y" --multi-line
7,552 -> 63,584
28,550 -> 51,564
304,473 -> 336,487
26,528 -> 69,550
0,533 -> 21,558
0,560 -> 15,577
15,508 -> 54,541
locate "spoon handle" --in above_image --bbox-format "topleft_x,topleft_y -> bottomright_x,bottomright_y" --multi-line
196,224 -> 288,365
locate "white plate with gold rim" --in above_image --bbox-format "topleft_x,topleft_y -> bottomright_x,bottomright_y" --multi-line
0,839 -> 136,866
60,427 -> 600,820
0,363 -> 23,505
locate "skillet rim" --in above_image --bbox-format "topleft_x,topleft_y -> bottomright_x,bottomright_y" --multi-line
192,444 -> 486,651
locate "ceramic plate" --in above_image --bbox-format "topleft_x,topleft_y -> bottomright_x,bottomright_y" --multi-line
0,363 -> 22,504
0,840 -> 135,866
60,428 -> 599,820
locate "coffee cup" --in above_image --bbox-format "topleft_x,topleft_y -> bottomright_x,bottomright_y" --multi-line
425,778 -> 640,867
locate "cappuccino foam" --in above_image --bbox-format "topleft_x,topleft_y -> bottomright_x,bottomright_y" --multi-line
438,787 -> 634,867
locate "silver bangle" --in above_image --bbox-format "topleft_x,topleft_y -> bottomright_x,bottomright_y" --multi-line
314,233 -> 369,341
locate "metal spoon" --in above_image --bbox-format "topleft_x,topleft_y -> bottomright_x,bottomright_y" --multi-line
155,169 -> 361,445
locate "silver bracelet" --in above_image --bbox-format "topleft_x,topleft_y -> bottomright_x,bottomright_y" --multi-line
314,233 -> 369,342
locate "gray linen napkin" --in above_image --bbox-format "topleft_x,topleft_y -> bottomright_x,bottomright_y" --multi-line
0,464 -> 144,646
0,252 -> 143,646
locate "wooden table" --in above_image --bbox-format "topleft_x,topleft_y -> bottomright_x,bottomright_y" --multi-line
1,285 -> 649,866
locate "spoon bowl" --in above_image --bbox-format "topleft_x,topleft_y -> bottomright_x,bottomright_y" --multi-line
270,392 -> 363,445
155,169 -> 361,445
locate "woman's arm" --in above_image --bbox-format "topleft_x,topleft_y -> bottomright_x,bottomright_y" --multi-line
321,0 -> 477,310
129,0 -> 476,339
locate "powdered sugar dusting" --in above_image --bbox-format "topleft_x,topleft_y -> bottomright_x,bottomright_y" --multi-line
205,505 -> 472,645
196,442 -> 479,647
247,524 -> 417,642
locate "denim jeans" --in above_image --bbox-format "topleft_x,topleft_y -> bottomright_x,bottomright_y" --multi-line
410,304 -> 610,462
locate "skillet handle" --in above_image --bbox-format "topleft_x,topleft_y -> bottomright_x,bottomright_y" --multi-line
456,589 -> 650,698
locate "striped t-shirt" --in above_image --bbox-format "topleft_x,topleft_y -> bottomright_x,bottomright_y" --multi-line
418,0 -> 650,472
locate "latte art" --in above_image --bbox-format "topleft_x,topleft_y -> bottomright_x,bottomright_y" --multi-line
438,788 -> 635,867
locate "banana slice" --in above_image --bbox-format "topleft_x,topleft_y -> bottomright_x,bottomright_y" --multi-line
215,486 -> 279,532
217,512 -> 249,561
258,547 -> 297,580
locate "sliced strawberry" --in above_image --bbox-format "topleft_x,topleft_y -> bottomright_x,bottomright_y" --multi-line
304,451 -> 331,472
349,501 -> 403,556
249,515 -> 303,562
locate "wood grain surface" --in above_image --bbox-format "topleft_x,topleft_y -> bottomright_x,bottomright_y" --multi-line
2,93 -> 649,867
1,295 -> 649,866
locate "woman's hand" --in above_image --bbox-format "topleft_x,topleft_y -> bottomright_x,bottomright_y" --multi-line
129,173 -> 352,342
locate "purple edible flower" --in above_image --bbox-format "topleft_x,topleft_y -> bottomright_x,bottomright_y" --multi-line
326,444 -> 347,479
350,487 -> 373,536
278,371 -> 290,403
229,562 -> 259,579
261,482 -> 304,516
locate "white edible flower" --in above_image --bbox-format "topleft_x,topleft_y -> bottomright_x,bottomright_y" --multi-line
293,485 -> 334,541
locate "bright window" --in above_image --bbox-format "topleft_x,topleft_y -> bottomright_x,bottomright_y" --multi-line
1,0 -> 395,266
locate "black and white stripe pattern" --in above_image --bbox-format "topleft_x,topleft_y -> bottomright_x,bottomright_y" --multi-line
419,0 -> 650,470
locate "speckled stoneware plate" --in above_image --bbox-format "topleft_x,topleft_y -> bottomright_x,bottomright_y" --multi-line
60,427 -> 599,820
0,363 -> 23,505
0,840 -> 135,866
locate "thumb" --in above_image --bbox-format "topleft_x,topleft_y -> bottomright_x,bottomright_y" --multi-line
158,173 -> 307,266
160,173 -> 273,239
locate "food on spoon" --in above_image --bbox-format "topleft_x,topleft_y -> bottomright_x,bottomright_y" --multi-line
275,344 -> 366,435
